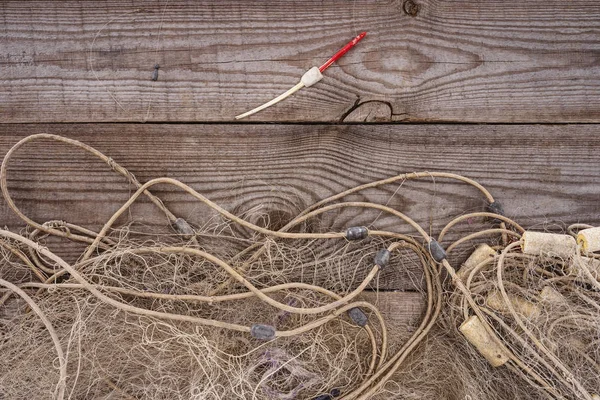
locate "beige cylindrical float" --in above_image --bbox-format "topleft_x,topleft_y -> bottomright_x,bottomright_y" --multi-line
521,231 -> 577,258
539,286 -> 564,304
486,291 -> 539,319
457,244 -> 496,282
577,227 -> 600,253
460,315 -> 509,367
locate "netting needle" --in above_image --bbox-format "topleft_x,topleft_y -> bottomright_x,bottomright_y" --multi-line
235,32 -> 367,120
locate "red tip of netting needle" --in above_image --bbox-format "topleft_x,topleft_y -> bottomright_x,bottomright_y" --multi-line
319,32 -> 367,73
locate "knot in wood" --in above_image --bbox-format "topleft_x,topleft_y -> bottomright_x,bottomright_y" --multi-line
403,0 -> 420,16
151,64 -> 160,81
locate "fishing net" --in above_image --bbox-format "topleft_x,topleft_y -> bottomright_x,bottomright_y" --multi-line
0,134 -> 598,400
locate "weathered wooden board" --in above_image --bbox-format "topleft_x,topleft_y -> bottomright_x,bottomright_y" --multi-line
360,291 -> 425,334
2,1 -> 600,123
0,124 -> 598,290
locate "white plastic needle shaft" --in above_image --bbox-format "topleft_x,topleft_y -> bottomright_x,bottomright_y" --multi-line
235,82 -> 305,120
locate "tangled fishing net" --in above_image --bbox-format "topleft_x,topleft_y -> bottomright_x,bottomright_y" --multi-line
0,134 -> 599,400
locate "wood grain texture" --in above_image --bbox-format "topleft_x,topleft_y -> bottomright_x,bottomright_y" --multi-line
2,1 -> 600,123
359,291 -> 425,333
0,123 -> 598,290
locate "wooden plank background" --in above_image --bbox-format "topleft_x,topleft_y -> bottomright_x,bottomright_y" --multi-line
2,0 -> 600,123
2,1 -> 600,330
